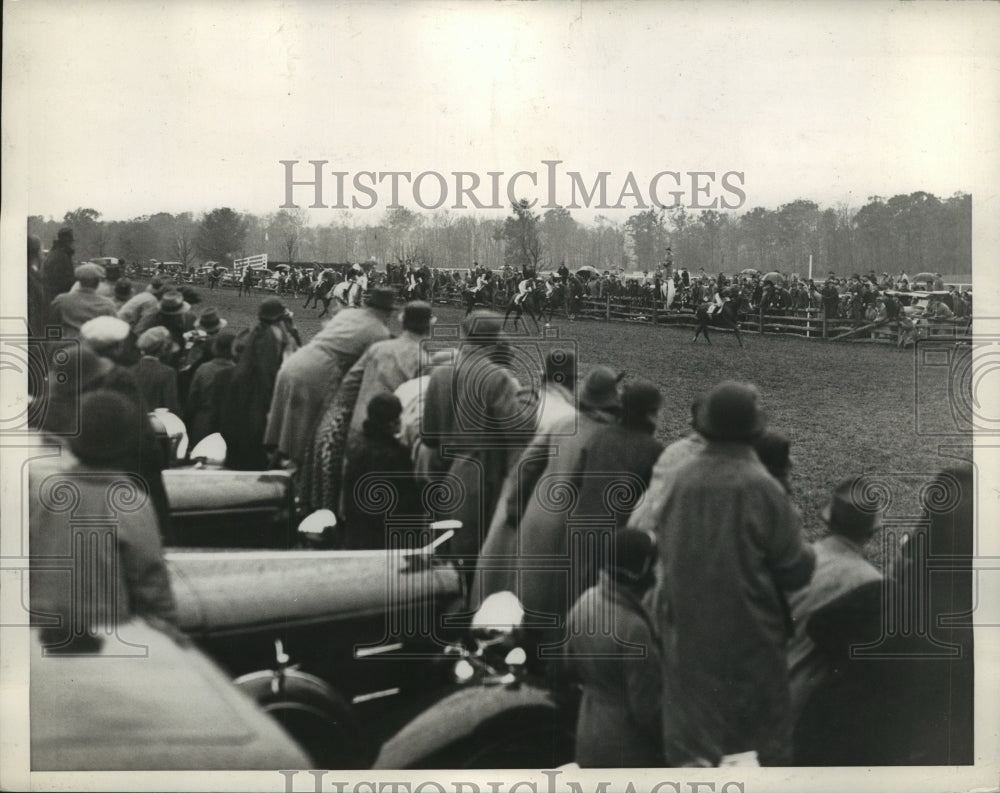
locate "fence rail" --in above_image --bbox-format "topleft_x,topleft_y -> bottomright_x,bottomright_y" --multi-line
433,290 -> 970,346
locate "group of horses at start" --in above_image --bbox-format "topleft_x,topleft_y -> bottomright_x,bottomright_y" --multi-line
463,280 -> 749,347
296,267 -> 749,347
461,281 -> 576,332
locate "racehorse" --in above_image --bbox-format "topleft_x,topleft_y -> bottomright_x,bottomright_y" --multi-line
503,289 -> 545,333
692,295 -> 747,347
304,271 -> 334,310
463,282 -> 495,316
319,273 -> 367,319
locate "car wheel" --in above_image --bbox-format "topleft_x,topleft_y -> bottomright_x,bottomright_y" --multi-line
234,668 -> 368,768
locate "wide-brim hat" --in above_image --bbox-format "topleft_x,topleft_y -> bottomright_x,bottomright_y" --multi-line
622,380 -> 662,420
822,476 -> 884,536
158,291 -> 187,315
695,381 -> 767,442
258,296 -> 288,322
580,365 -> 622,411
366,287 -> 396,312
148,276 -> 169,297
195,307 -> 227,334
57,227 -> 75,242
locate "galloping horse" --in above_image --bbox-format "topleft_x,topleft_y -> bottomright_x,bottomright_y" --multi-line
463,282 -> 495,316
503,289 -> 545,332
304,270 -> 336,310
321,273 -> 367,318
692,295 -> 747,347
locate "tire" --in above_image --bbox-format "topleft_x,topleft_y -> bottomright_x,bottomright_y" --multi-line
234,669 -> 368,769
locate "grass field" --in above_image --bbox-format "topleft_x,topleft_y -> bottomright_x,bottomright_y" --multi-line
195,285 -> 971,568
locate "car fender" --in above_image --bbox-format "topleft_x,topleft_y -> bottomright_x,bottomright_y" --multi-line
374,682 -> 562,769
30,621 -> 311,771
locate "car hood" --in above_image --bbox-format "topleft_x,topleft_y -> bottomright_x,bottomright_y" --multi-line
167,547 -> 463,638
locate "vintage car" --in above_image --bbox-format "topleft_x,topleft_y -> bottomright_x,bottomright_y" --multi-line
28,425 -> 468,770
30,619 -> 313,771
165,523 -> 466,768
157,451 -> 468,767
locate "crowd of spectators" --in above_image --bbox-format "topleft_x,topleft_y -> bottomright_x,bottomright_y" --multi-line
27,228 -> 975,769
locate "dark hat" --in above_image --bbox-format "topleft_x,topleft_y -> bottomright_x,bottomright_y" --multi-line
158,291 -> 187,315
402,301 -> 433,333
822,476 -> 884,539
149,276 -> 169,297
57,227 -> 75,242
179,286 -> 202,306
606,529 -> 658,583
462,311 -> 504,345
695,381 -> 767,442
580,365 -> 622,411
195,307 -> 227,334
114,278 -> 134,300
753,430 -> 792,479
258,296 -> 288,322
544,348 -> 576,389
622,381 -> 662,424
211,328 -> 237,359
366,392 -> 403,425
68,390 -> 140,466
366,287 -> 396,312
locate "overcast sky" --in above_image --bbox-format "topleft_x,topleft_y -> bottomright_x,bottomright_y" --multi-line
3,0 -> 998,226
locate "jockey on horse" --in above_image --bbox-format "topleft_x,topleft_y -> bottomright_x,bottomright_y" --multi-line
693,286 -> 746,347
514,270 -> 538,307
706,283 -> 730,317
463,267 -> 494,315
405,263 -> 427,301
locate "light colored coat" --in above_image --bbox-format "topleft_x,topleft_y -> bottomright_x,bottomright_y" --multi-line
264,308 -> 390,465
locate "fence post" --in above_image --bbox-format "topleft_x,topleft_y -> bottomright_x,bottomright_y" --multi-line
605,295 -> 611,322
822,310 -> 828,340
759,306 -> 765,335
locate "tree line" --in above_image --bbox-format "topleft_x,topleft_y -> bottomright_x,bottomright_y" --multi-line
28,191 -> 970,278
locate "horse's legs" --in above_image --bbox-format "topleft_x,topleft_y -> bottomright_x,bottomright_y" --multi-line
529,305 -> 541,334
731,321 -> 744,348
